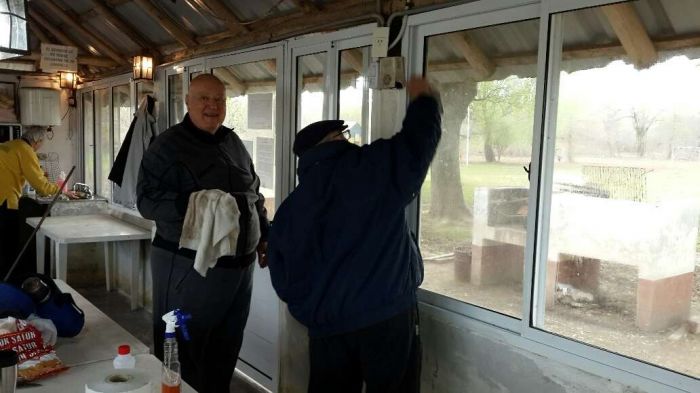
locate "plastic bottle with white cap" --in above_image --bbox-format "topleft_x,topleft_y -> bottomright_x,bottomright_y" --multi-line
113,344 -> 136,369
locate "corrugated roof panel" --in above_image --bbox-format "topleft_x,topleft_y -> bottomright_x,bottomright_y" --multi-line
85,17 -> 141,55
157,0 -> 225,36
658,0 -> 700,36
112,2 -> 177,46
223,0 -> 297,21
54,0 -> 93,14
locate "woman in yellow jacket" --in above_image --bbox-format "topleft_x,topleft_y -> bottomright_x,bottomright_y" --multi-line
0,126 -> 74,279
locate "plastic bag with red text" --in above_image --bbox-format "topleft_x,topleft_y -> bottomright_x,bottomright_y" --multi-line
0,317 -> 67,382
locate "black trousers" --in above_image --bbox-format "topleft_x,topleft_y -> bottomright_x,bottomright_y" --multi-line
0,202 -> 20,281
151,246 -> 254,393
308,307 -> 422,393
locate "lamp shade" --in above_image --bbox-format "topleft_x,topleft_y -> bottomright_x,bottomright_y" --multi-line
59,71 -> 76,89
133,55 -> 153,80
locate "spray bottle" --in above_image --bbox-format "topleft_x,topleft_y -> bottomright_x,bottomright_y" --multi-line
161,309 -> 191,393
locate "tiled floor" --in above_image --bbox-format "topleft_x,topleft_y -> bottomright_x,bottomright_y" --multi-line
75,285 -> 270,393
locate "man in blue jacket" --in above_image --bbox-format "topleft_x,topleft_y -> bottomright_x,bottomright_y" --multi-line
267,77 -> 441,393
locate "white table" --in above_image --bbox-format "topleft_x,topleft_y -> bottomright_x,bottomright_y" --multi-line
54,280 -> 149,366
23,354 -> 196,393
27,214 -> 152,310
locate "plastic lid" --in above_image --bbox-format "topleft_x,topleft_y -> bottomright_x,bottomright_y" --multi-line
0,350 -> 18,367
118,345 -> 131,355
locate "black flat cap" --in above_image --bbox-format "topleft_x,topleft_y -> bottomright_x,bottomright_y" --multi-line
293,120 -> 347,156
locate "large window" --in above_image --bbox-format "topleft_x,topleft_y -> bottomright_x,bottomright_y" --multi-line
82,91 -> 94,190
534,1 -> 700,378
136,81 -> 153,109
95,88 -> 111,200
412,0 -> 700,384
338,47 -> 370,145
297,53 -> 326,129
212,59 -> 278,217
168,73 -> 184,126
419,19 -> 540,319
112,84 -> 131,156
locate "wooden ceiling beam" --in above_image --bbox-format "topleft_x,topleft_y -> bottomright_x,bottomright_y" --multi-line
86,0 -> 158,52
601,3 -> 658,69
105,0 -> 132,6
448,31 -> 495,80
262,60 -> 277,75
211,67 -> 246,96
340,48 -> 364,72
36,0 -> 129,65
189,0 -> 250,34
27,21 -> 52,45
290,0 -> 321,13
163,0 -> 375,63
132,0 -> 198,47
27,10 -> 82,50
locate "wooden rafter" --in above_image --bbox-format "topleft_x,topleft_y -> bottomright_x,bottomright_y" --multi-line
601,3 -> 658,69
27,11 -> 82,49
36,0 -> 129,65
290,0 -> 320,13
341,48 -> 364,72
132,0 -> 198,47
189,0 -> 250,34
86,0 -> 158,52
164,0 -> 375,63
105,0 -> 132,6
211,67 -> 246,96
27,22 -> 52,45
448,31 -> 495,80
262,60 -> 277,75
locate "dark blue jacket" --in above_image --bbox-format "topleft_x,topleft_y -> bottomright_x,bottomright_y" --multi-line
267,95 -> 441,337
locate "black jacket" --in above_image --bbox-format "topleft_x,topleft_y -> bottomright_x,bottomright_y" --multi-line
137,115 -> 269,265
267,95 -> 441,337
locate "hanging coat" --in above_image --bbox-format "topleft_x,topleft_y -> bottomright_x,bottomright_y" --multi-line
110,95 -> 157,208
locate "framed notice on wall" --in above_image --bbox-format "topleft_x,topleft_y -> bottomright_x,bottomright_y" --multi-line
0,82 -> 18,123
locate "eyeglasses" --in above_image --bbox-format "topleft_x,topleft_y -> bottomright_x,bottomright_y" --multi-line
338,129 -> 351,140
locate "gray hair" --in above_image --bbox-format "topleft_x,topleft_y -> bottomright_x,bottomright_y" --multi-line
21,126 -> 47,144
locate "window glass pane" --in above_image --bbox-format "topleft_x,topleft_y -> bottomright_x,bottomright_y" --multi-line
338,47 -> 371,145
297,53 -> 326,129
82,91 -> 94,191
112,84 -> 131,157
538,0 -> 700,377
95,88 -> 111,200
168,73 -> 184,126
190,71 -> 202,81
212,59 -> 278,218
136,81 -> 154,107
420,18 -> 540,319
0,14 -> 10,48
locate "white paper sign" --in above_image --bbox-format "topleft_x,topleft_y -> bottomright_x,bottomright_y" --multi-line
371,27 -> 390,58
40,44 -> 78,73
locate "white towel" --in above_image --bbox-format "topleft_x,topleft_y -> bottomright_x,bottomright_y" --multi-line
179,190 -> 241,277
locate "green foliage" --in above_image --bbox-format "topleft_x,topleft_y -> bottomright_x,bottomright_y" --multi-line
470,76 -> 536,161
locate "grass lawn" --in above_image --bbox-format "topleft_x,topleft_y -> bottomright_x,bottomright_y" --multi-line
418,160 -> 700,256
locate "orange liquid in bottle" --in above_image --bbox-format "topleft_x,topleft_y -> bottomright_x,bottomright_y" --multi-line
162,383 -> 180,393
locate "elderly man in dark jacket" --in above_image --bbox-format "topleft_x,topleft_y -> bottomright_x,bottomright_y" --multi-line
267,77 -> 441,393
137,74 -> 269,393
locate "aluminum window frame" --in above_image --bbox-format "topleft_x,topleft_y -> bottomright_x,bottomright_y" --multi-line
78,73 -> 132,200
403,0 -> 700,391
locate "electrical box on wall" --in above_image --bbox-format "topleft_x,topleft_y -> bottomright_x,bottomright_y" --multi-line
368,57 -> 406,90
19,88 -> 61,126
